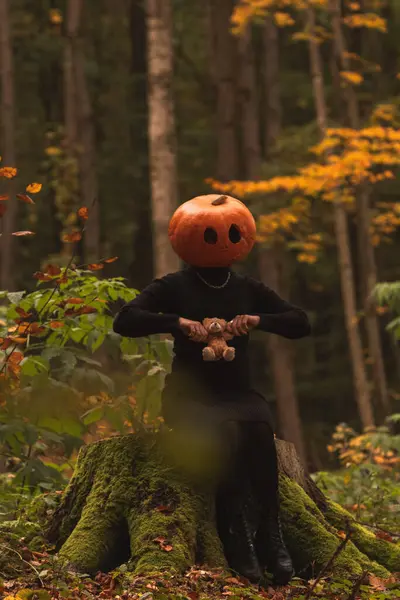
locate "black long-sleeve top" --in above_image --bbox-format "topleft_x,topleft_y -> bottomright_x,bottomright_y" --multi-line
113,266 -> 310,426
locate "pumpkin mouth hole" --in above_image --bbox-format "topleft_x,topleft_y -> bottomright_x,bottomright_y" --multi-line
204,227 -> 218,244
229,224 -> 241,244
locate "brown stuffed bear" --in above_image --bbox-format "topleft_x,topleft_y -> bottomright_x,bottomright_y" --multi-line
202,317 -> 235,362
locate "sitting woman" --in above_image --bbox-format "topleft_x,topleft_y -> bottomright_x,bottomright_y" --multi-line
113,194 -> 311,586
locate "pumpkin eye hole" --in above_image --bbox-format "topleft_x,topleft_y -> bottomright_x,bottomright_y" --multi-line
229,224 -> 241,244
204,227 -> 218,244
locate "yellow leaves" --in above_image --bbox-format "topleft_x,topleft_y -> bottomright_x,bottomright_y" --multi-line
26,182 -> 42,194
45,145 -> 61,156
371,104 -> 396,124
274,12 -> 295,27
0,166 -> 17,178
298,253 -> 317,264
49,8 -> 63,24
343,12 -> 387,33
340,70 -> 363,85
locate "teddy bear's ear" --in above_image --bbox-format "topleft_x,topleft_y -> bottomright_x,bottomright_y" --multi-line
202,318 -> 211,328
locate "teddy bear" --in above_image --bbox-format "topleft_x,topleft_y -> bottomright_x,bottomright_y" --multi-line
201,317 -> 235,362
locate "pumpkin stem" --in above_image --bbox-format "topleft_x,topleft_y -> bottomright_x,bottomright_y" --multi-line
211,195 -> 228,206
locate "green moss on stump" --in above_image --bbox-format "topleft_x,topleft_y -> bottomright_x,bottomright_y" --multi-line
47,433 -> 398,581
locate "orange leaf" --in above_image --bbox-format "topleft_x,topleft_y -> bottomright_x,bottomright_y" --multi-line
87,263 -> 104,271
44,264 -> 61,276
375,530 -> 393,542
9,336 -> 27,344
163,544 -> 173,552
56,275 -> 69,284
26,182 -> 42,194
15,307 -> 31,319
62,231 -> 82,243
34,271 -> 53,281
0,194 -> 9,201
66,298 -> 84,304
12,231 -> 35,236
337,530 -> 347,539
79,306 -> 97,314
77,206 -> 88,220
17,193 -> 35,205
8,351 -> 24,364
104,256 -> 118,263
1,338 -> 13,350
49,321 -> 64,329
28,323 -> 46,335
155,505 -> 173,514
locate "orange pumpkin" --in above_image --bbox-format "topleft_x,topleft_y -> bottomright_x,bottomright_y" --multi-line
168,194 -> 256,267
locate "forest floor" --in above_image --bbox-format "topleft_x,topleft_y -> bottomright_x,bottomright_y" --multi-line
1,532 -> 399,600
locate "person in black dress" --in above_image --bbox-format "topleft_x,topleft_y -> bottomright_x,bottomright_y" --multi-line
113,194 -> 311,585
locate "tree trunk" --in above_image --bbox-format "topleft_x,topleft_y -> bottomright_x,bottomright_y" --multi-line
328,0 -> 389,418
209,0 -> 238,181
46,432 -> 399,578
237,26 -> 306,464
306,7 -> 375,429
0,0 -> 16,291
262,18 -> 281,157
146,0 -> 180,278
74,2 -> 100,264
259,248 -> 307,465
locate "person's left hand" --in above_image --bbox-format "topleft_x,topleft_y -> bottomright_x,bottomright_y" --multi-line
226,314 -> 260,336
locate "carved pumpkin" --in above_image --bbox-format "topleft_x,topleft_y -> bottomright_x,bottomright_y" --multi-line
168,194 -> 256,267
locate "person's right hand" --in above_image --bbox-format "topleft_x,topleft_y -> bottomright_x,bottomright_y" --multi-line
178,318 -> 208,342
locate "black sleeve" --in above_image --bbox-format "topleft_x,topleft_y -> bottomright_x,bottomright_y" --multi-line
113,275 -> 180,338
249,278 -> 311,339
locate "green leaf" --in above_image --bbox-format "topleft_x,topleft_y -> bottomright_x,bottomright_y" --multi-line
21,356 -> 49,377
7,291 -> 26,304
81,406 -> 105,425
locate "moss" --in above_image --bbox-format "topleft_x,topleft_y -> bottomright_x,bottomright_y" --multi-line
325,499 -> 400,574
48,434 -> 395,579
279,476 -> 390,579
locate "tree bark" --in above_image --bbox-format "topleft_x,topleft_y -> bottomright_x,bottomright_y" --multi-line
306,7 -> 375,429
74,2 -> 100,264
0,0 -> 16,291
209,0 -> 238,181
237,26 -> 306,464
146,0 -> 180,278
259,248 -> 307,465
328,0 -> 389,418
46,433 -> 399,577
262,18 -> 281,157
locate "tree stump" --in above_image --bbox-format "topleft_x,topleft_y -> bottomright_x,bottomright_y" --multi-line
46,431 -> 400,580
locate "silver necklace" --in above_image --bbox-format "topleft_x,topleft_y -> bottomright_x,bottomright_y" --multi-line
195,270 -> 231,289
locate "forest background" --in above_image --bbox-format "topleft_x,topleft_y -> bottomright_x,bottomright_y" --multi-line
1,0 -> 400,473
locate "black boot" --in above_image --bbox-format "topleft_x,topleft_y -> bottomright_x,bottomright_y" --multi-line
255,512 -> 294,586
222,505 -> 263,583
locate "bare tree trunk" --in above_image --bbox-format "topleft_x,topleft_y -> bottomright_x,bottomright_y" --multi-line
259,247 -> 307,464
306,7 -> 375,429
209,0 -> 238,180
146,0 -> 180,278
64,0 -> 100,263
262,17 -> 281,156
328,0 -> 389,417
237,26 -> 307,463
74,3 -> 100,263
0,0 -> 16,291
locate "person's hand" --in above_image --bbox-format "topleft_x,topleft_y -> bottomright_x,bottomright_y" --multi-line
178,318 -> 208,342
226,315 -> 260,336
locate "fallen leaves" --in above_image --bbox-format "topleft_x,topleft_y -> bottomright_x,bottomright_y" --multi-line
153,536 -> 173,552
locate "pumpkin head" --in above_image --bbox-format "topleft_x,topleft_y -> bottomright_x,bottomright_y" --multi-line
168,194 -> 256,267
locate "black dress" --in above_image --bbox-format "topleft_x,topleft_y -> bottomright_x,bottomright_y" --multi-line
113,265 -> 311,429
